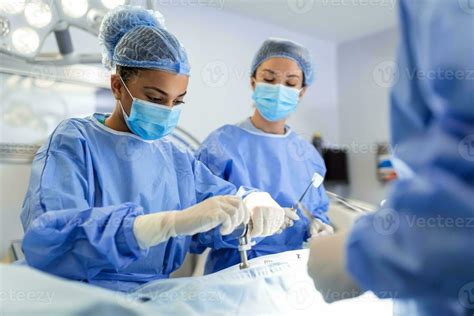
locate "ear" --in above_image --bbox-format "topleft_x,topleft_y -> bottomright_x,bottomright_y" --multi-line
110,74 -> 122,100
250,77 -> 256,90
299,86 -> 308,98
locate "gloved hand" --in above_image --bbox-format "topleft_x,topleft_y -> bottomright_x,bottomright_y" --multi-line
243,192 -> 299,238
133,196 -> 249,249
309,218 -> 334,238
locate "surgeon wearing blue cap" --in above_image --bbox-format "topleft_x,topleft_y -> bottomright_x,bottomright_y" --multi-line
308,1 -> 474,315
193,38 -> 333,274
20,6 -> 296,292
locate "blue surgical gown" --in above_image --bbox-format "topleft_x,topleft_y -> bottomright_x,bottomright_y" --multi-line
20,113 -> 244,293
193,123 -> 329,273
346,1 -> 474,315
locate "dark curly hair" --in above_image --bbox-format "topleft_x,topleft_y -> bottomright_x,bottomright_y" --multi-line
116,65 -> 140,83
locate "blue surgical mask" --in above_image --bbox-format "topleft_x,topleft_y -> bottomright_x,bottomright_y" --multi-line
252,82 -> 301,122
119,76 -> 181,140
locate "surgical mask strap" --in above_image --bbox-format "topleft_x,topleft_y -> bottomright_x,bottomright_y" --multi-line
119,75 -> 134,100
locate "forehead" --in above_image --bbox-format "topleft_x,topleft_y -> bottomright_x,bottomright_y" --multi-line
256,57 -> 302,76
129,69 -> 189,94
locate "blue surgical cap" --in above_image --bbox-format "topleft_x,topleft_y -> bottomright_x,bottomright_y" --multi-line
99,5 -> 190,75
251,38 -> 314,86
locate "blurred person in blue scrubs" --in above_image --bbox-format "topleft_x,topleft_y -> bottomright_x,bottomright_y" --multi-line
308,1 -> 474,315
20,6 -> 297,293
193,38 -> 333,274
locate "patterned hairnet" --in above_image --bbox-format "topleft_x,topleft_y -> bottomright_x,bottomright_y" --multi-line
251,38 -> 314,86
99,5 -> 190,75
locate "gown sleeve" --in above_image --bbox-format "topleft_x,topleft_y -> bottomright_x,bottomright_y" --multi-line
189,156 -> 252,253
346,0 -> 474,300
307,183 -> 330,224
21,121 -> 147,281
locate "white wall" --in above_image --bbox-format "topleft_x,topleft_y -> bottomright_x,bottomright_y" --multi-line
336,28 -> 398,204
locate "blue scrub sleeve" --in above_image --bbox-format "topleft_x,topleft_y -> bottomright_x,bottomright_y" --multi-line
21,123 -> 147,281
308,184 -> 330,224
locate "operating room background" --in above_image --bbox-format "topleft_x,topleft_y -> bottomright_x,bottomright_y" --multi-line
0,1 -> 398,259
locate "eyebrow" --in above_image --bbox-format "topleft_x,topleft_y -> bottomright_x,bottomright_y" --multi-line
144,86 -> 187,97
261,69 -> 301,78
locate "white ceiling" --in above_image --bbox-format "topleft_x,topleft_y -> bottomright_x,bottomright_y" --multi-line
217,0 -> 399,43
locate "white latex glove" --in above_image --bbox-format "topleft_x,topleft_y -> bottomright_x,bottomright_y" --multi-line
309,218 -> 334,238
243,192 -> 299,238
133,196 -> 249,249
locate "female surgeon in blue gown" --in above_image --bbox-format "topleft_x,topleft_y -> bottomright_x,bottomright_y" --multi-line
20,6 -> 297,293
193,38 -> 333,274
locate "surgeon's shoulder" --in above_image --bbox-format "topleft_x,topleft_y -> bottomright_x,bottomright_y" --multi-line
201,125 -> 239,147
196,125 -> 238,158
42,118 -> 91,153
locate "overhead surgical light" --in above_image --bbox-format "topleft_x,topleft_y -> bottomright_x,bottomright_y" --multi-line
24,1 -> 52,28
0,0 -> 144,65
101,0 -> 126,10
61,0 -> 89,19
12,27 -> 40,54
0,0 -> 26,15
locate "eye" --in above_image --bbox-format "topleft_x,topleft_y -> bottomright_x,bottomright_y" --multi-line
263,78 -> 274,83
147,96 -> 163,104
173,100 -> 185,106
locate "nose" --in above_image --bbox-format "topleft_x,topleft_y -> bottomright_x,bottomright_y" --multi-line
161,101 -> 175,108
